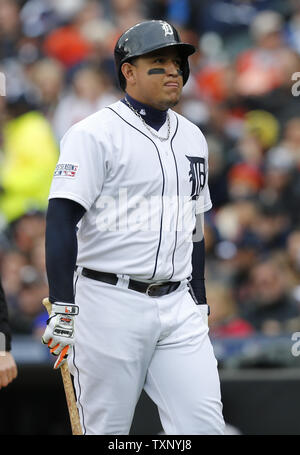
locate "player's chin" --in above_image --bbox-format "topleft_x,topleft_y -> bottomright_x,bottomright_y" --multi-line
165,95 -> 181,109
162,89 -> 181,108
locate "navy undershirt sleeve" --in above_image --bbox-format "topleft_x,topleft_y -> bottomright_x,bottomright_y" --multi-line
190,238 -> 207,305
45,198 -> 86,303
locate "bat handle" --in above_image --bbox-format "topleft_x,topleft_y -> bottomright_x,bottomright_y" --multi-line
42,298 -> 53,316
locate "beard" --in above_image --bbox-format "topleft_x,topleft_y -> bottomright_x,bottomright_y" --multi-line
156,95 -> 180,110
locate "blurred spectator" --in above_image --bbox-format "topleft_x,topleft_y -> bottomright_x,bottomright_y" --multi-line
241,259 -> 300,335
244,110 -> 279,154
231,132 -> 265,168
0,95 -> 58,224
50,0 -> 86,23
108,0 -> 146,31
214,199 -> 258,244
69,0 -> 103,28
7,266 -> 48,334
227,163 -> 263,201
286,230 -> 300,303
205,200 -> 260,292
236,10 -> 296,97
42,1 -> 103,68
19,0 -> 59,39
29,236 -> 46,277
199,101 -> 241,174
64,0 -> 118,70
11,212 -> 46,255
195,60 -> 236,106
222,109 -> 280,171
285,1 -> 300,55
240,48 -> 300,127
249,202 -> 291,253
260,137 -> 300,226
192,30 -> 230,98
43,23 -> 91,68
52,64 -> 118,141
27,58 -> 65,122
0,0 -> 21,59
0,212 -> 48,336
0,250 -> 27,305
206,282 -> 255,338
270,117 -> 300,169
227,232 -> 262,305
79,18 -> 117,66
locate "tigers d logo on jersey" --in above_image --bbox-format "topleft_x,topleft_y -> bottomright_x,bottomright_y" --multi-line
185,156 -> 206,200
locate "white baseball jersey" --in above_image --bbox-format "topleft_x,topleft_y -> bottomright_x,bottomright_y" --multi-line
49,100 -> 212,282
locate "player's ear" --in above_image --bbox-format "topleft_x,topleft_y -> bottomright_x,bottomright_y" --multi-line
121,61 -> 137,87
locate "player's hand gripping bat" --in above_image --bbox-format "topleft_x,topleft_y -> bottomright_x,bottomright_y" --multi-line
42,298 -> 82,435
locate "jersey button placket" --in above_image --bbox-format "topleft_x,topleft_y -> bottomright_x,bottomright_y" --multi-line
157,139 -> 177,278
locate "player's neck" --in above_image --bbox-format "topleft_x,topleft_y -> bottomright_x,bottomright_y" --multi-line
122,93 -> 167,131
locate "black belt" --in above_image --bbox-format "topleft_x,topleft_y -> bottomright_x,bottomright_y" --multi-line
79,267 -> 181,297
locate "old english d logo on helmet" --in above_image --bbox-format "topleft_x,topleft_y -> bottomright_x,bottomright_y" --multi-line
114,20 -> 196,90
161,21 -> 174,36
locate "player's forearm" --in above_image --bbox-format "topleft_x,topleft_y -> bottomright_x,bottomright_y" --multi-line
45,198 -> 86,303
191,238 -> 207,305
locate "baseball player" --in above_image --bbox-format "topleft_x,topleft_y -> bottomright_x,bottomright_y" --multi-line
42,20 -> 225,435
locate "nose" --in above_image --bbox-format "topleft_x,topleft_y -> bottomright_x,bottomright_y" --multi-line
165,60 -> 180,76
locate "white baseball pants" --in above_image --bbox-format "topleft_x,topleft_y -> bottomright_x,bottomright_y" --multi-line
68,272 -> 225,435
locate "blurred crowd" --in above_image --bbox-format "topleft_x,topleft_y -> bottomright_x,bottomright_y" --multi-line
0,0 -> 300,345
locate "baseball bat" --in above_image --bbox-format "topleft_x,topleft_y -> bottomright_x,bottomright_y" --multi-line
42,298 -> 83,435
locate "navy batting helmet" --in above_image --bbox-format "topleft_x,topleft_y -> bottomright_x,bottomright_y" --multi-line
114,20 -> 196,91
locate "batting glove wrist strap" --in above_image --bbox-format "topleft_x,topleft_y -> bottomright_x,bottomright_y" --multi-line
51,303 -> 79,316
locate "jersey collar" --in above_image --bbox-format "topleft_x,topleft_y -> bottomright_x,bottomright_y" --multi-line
122,94 -> 168,132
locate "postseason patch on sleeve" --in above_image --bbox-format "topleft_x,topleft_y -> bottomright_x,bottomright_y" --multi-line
54,163 -> 79,178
